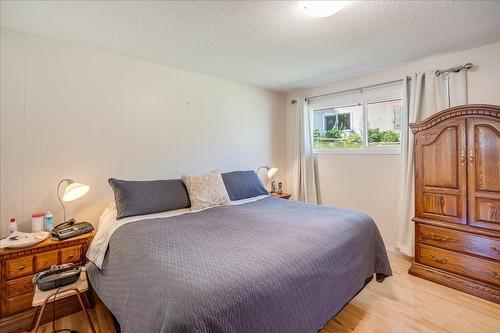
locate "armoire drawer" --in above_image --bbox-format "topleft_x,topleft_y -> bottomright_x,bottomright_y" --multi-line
417,244 -> 500,286
417,224 -> 500,261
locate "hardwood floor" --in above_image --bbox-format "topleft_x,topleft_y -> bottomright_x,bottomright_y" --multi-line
33,252 -> 500,333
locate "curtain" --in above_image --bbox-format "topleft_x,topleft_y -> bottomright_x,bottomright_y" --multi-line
291,98 -> 318,204
394,71 -> 467,256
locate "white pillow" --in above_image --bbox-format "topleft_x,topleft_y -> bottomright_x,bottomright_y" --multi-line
182,169 -> 231,211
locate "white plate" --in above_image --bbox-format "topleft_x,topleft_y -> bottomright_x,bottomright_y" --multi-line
0,231 -> 50,248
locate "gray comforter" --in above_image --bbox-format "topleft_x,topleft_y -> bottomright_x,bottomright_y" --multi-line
87,197 -> 392,333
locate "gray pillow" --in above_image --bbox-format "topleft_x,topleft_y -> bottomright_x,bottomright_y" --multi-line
222,171 -> 269,201
108,178 -> 190,219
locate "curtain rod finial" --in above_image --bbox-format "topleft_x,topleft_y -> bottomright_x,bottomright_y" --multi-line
291,99 -> 297,104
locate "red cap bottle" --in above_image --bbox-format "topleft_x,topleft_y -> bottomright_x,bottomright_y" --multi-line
9,217 -> 17,234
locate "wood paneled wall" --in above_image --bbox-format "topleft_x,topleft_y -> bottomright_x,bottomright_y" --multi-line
0,28 -> 286,235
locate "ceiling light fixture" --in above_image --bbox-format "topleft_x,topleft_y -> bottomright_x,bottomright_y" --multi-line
300,1 -> 349,18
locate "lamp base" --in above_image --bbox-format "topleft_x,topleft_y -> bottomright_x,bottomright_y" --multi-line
270,179 -> 277,193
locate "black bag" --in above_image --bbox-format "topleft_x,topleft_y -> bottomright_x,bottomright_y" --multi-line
32,263 -> 81,291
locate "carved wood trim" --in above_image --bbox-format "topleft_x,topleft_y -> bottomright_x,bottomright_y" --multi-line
0,237 -> 92,260
410,104 -> 500,134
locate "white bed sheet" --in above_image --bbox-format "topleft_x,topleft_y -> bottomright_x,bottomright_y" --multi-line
86,195 -> 269,269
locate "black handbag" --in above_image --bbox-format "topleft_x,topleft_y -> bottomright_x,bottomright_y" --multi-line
32,263 -> 81,291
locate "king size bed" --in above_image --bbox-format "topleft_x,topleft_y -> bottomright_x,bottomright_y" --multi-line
86,171 -> 391,333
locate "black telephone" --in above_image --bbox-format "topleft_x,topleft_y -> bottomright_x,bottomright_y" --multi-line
51,218 -> 94,240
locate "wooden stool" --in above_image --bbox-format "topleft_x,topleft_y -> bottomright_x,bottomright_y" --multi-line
32,271 -> 96,333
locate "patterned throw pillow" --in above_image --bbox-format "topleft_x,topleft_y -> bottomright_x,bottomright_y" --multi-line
182,169 -> 231,211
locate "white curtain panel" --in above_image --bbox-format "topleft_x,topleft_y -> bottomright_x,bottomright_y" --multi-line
394,71 -> 467,256
291,98 -> 318,204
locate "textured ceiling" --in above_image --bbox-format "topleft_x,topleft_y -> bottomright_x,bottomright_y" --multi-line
1,1 -> 500,92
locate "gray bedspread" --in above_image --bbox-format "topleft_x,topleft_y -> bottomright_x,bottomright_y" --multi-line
87,197 -> 392,333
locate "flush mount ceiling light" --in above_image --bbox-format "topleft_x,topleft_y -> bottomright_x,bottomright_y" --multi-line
300,1 -> 349,17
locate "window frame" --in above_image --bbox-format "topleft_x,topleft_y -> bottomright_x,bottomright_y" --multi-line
310,84 -> 404,155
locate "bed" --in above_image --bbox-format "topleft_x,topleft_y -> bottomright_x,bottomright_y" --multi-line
86,193 -> 391,333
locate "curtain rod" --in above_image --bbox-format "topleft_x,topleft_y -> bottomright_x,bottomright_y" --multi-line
289,62 -> 473,104
303,77 -> 408,103
435,62 -> 472,76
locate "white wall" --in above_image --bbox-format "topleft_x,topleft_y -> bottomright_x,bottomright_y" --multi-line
0,28 -> 286,235
286,41 -> 500,249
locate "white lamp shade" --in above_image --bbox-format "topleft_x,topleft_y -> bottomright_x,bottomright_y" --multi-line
267,167 -> 278,179
62,182 -> 90,202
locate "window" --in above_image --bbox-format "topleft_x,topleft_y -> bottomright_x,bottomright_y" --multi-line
311,83 -> 403,153
367,99 -> 402,148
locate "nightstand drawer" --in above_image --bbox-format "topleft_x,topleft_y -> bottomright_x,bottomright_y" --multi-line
5,275 -> 34,298
35,250 -> 58,272
61,246 -> 82,263
6,256 -> 34,280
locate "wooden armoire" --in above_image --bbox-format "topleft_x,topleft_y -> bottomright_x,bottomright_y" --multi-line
409,104 -> 500,304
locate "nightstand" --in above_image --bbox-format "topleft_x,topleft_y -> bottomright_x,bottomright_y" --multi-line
270,192 -> 292,200
0,232 -> 94,333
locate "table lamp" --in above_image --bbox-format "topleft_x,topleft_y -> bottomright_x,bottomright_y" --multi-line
256,166 -> 278,193
57,178 -> 90,224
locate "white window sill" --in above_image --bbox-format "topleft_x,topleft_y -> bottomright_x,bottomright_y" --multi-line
313,148 -> 401,155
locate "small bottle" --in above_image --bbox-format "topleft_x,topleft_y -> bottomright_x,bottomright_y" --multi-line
9,217 -> 17,234
44,211 -> 54,231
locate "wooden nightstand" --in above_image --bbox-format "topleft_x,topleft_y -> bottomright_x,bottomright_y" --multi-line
0,232 -> 94,333
270,192 -> 292,200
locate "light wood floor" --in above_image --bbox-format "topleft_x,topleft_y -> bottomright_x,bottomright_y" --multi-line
34,252 -> 500,333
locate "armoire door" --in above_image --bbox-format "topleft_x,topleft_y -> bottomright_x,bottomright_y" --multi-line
467,118 -> 500,230
414,118 -> 467,224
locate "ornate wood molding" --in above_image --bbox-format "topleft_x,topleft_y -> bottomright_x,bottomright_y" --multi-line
410,104 -> 500,134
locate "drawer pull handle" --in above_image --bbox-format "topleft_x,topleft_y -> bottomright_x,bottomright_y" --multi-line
430,255 -> 448,264
491,246 -> 500,254
17,265 -> 25,271
424,233 -> 448,242
493,271 -> 500,279
67,255 -> 74,259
